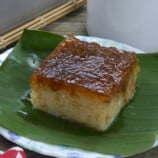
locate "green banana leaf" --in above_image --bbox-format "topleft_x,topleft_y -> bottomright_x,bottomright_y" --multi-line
0,29 -> 158,157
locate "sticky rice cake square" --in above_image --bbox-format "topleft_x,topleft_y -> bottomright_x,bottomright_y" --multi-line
30,35 -> 139,131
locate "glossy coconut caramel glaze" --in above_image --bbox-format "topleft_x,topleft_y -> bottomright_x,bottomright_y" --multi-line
31,35 -> 138,97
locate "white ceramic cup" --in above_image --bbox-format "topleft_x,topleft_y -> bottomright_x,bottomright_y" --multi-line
87,0 -> 158,52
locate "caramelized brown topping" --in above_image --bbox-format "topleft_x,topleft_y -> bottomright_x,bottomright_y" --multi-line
33,35 -> 138,96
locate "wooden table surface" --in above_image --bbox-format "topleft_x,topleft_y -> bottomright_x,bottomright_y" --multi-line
0,6 -> 158,158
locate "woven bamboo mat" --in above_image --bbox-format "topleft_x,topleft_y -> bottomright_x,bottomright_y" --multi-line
0,0 -> 86,50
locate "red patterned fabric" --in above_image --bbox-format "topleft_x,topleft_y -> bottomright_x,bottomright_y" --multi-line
0,147 -> 26,158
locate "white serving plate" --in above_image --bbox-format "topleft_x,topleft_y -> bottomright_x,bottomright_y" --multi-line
1,36 -> 156,158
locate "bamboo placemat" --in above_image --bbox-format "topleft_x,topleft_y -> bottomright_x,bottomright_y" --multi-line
0,0 -> 86,50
